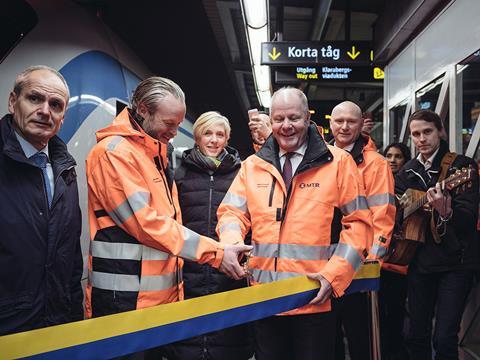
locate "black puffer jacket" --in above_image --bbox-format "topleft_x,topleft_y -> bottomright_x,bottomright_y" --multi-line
168,146 -> 253,360
395,140 -> 479,273
0,114 -> 83,335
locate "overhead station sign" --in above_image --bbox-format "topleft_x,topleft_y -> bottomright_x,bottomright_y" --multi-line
261,41 -> 373,66
275,66 -> 384,83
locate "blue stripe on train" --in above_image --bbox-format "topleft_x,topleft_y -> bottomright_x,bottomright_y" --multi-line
57,50 -> 193,144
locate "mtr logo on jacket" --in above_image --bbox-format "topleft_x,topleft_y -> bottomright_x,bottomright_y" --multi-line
217,125 -> 372,315
298,182 -> 320,189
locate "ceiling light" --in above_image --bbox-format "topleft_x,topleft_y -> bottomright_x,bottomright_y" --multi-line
242,0 -> 267,28
240,0 -> 271,108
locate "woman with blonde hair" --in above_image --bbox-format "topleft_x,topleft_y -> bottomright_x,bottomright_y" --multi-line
167,111 -> 253,360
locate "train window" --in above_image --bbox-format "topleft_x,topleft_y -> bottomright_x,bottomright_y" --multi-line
415,74 -> 445,113
389,100 -> 408,143
459,50 -> 480,157
415,74 -> 449,143
0,1 -> 37,63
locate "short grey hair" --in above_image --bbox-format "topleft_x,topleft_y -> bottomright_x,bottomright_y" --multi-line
131,76 -> 185,113
13,65 -> 70,99
270,87 -> 309,114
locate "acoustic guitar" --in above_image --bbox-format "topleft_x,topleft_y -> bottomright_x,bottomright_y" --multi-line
385,166 -> 474,266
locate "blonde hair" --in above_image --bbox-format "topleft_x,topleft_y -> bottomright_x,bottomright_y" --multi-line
193,111 -> 231,143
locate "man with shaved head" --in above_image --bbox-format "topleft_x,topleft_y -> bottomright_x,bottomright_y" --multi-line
329,101 -> 396,359
217,88 -> 371,359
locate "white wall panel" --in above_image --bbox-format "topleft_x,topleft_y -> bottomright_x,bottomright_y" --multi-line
387,43 -> 415,107
415,0 -> 480,89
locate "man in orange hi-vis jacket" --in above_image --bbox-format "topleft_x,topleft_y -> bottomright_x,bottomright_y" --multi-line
330,101 -> 396,360
217,87 -> 372,360
85,77 -> 251,323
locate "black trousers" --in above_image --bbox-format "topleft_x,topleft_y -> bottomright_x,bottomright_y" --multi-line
254,311 -> 336,360
406,269 -> 473,360
379,269 -> 408,359
333,292 -> 371,360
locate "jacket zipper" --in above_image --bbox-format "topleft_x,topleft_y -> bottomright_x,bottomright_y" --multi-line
268,177 -> 276,207
202,178 -> 211,360
208,175 -> 214,237
38,168 -> 49,212
276,182 -> 291,272
154,155 -> 174,206
154,155 -> 178,221
275,159 -> 315,272
159,168 -> 173,205
176,257 -> 180,294
49,165 -> 75,210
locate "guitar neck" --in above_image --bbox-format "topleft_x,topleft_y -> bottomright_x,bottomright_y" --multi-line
404,194 -> 428,218
402,166 -> 472,219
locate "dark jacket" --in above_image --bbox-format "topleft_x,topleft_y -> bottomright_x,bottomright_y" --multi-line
169,146 -> 253,360
395,140 -> 479,273
0,114 -> 83,335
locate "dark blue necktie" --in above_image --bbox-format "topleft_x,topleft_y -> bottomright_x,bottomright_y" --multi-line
32,152 -> 53,208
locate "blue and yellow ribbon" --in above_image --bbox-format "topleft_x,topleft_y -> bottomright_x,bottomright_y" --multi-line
0,263 -> 380,359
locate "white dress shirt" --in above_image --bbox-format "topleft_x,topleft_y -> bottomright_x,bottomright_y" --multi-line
279,140 -> 308,175
15,132 -> 55,194
333,141 -> 355,153
417,147 -> 440,171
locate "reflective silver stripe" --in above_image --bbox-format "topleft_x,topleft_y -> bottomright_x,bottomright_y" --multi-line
221,192 -> 247,213
281,244 -> 333,260
332,243 -> 363,271
218,223 -> 242,234
90,271 -> 177,292
142,245 -> 170,261
367,193 -> 395,207
370,243 -> 388,259
253,242 -> 333,260
106,136 -> 124,151
179,227 -> 201,261
251,269 -> 302,283
140,274 -> 177,291
91,271 -> 140,291
253,242 -> 278,258
340,196 -> 368,215
108,191 -> 150,225
91,241 -> 142,260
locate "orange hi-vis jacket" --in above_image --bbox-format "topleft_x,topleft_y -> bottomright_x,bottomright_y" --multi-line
349,136 -> 396,262
217,125 -> 372,315
85,108 -> 224,318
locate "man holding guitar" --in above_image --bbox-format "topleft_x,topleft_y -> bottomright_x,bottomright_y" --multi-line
395,109 -> 479,359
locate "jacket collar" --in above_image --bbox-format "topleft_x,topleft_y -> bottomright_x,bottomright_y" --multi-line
96,107 -> 168,164
404,140 -> 450,189
429,140 -> 449,171
409,140 -> 449,172
256,123 -> 333,174
349,135 -> 366,165
182,145 -> 242,174
1,114 -> 76,175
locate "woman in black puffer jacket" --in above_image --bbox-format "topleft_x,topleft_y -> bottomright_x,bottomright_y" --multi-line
166,111 -> 253,360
